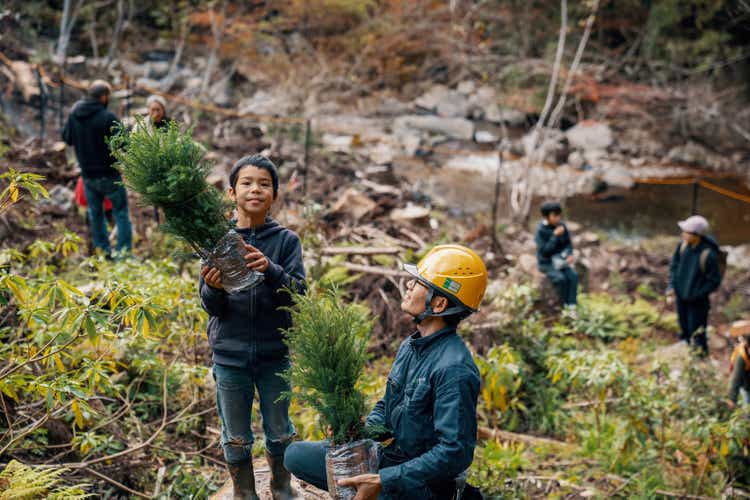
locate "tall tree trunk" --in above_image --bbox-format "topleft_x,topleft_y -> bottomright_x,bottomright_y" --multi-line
510,0 -> 567,224
56,0 -> 85,63
161,17 -> 191,92
105,0 -> 126,66
200,0 -> 227,99
87,10 -> 98,59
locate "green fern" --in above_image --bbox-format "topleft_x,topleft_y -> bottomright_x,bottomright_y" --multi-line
0,460 -> 90,499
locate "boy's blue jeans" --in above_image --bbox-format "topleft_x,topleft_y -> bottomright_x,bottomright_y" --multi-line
539,264 -> 578,306
213,359 -> 295,464
82,176 -> 132,254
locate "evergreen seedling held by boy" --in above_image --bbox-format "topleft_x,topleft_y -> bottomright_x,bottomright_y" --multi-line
109,118 -> 262,292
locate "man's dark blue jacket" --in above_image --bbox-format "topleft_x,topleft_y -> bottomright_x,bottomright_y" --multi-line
199,218 -> 306,366
366,326 -> 480,499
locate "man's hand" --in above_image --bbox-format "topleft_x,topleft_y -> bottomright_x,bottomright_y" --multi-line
566,254 -> 574,265
553,225 -> 565,237
338,474 -> 381,500
726,399 -> 737,410
201,266 -> 223,289
243,243 -> 269,273
666,288 -> 675,305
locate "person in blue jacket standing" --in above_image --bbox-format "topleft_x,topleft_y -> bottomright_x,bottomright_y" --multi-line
668,215 -> 722,355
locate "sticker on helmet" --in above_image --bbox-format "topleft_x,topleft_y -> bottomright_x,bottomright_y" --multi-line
443,277 -> 461,293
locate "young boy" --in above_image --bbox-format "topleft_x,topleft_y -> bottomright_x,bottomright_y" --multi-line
200,154 -> 305,500
668,215 -> 722,355
284,245 -> 486,500
534,201 -> 578,307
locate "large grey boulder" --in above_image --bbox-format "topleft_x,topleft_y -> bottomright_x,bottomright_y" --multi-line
393,115 -> 474,141
566,121 -> 613,152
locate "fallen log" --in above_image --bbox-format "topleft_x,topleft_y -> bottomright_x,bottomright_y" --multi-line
322,246 -> 401,256
342,262 -> 410,278
478,426 -> 574,450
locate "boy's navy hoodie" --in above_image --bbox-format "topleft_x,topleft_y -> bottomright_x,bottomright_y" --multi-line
199,218 -> 306,366
668,236 -> 721,302
534,220 -> 573,267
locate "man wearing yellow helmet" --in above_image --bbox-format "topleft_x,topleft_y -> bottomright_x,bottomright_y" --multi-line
284,245 -> 487,500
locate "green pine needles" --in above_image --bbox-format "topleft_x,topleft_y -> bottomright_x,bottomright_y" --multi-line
283,287 -> 373,445
109,118 -> 232,256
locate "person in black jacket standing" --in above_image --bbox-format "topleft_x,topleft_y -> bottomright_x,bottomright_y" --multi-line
668,215 -> 722,355
62,80 -> 132,257
535,201 -> 578,307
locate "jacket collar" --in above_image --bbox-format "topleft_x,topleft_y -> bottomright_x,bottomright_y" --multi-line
409,326 -> 456,355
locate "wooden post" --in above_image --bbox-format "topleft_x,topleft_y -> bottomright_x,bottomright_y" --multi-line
125,74 -> 132,117
58,60 -> 65,129
691,180 -> 699,215
491,149 -> 503,252
36,66 -> 48,142
303,119 -> 311,197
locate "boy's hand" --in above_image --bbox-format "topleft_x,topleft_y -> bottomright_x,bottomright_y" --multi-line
243,243 -> 269,273
553,225 -> 565,237
201,266 -> 223,289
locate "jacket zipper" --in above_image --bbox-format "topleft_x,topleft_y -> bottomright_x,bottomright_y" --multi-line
249,227 -> 256,362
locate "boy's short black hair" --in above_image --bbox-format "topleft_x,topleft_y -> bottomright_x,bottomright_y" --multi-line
540,201 -> 563,217
229,154 -> 279,199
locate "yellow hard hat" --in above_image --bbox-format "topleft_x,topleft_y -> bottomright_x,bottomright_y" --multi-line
730,320 -> 750,338
404,244 -> 488,312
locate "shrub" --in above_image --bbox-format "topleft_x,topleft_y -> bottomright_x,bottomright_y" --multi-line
475,344 -> 527,431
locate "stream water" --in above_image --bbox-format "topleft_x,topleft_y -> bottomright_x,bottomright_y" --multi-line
562,178 -> 750,245
402,160 -> 750,245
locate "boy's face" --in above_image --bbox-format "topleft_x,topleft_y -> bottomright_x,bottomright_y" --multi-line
681,231 -> 700,245
546,212 -> 562,226
229,165 -> 275,218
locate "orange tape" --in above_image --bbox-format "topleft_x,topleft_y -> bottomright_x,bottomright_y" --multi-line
635,177 -> 750,205
698,179 -> 750,204
634,177 -> 696,185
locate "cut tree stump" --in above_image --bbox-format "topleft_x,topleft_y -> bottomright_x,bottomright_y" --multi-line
210,457 -> 328,500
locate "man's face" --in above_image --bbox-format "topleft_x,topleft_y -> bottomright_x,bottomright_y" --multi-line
681,231 -> 700,245
401,279 -> 447,316
148,102 -> 165,123
547,212 -> 562,226
100,94 -> 109,107
228,165 -> 275,218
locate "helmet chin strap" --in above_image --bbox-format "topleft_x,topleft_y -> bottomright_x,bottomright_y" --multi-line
413,286 -> 468,324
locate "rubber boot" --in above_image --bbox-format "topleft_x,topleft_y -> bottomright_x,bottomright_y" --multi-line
266,452 -> 300,500
227,460 -> 259,500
